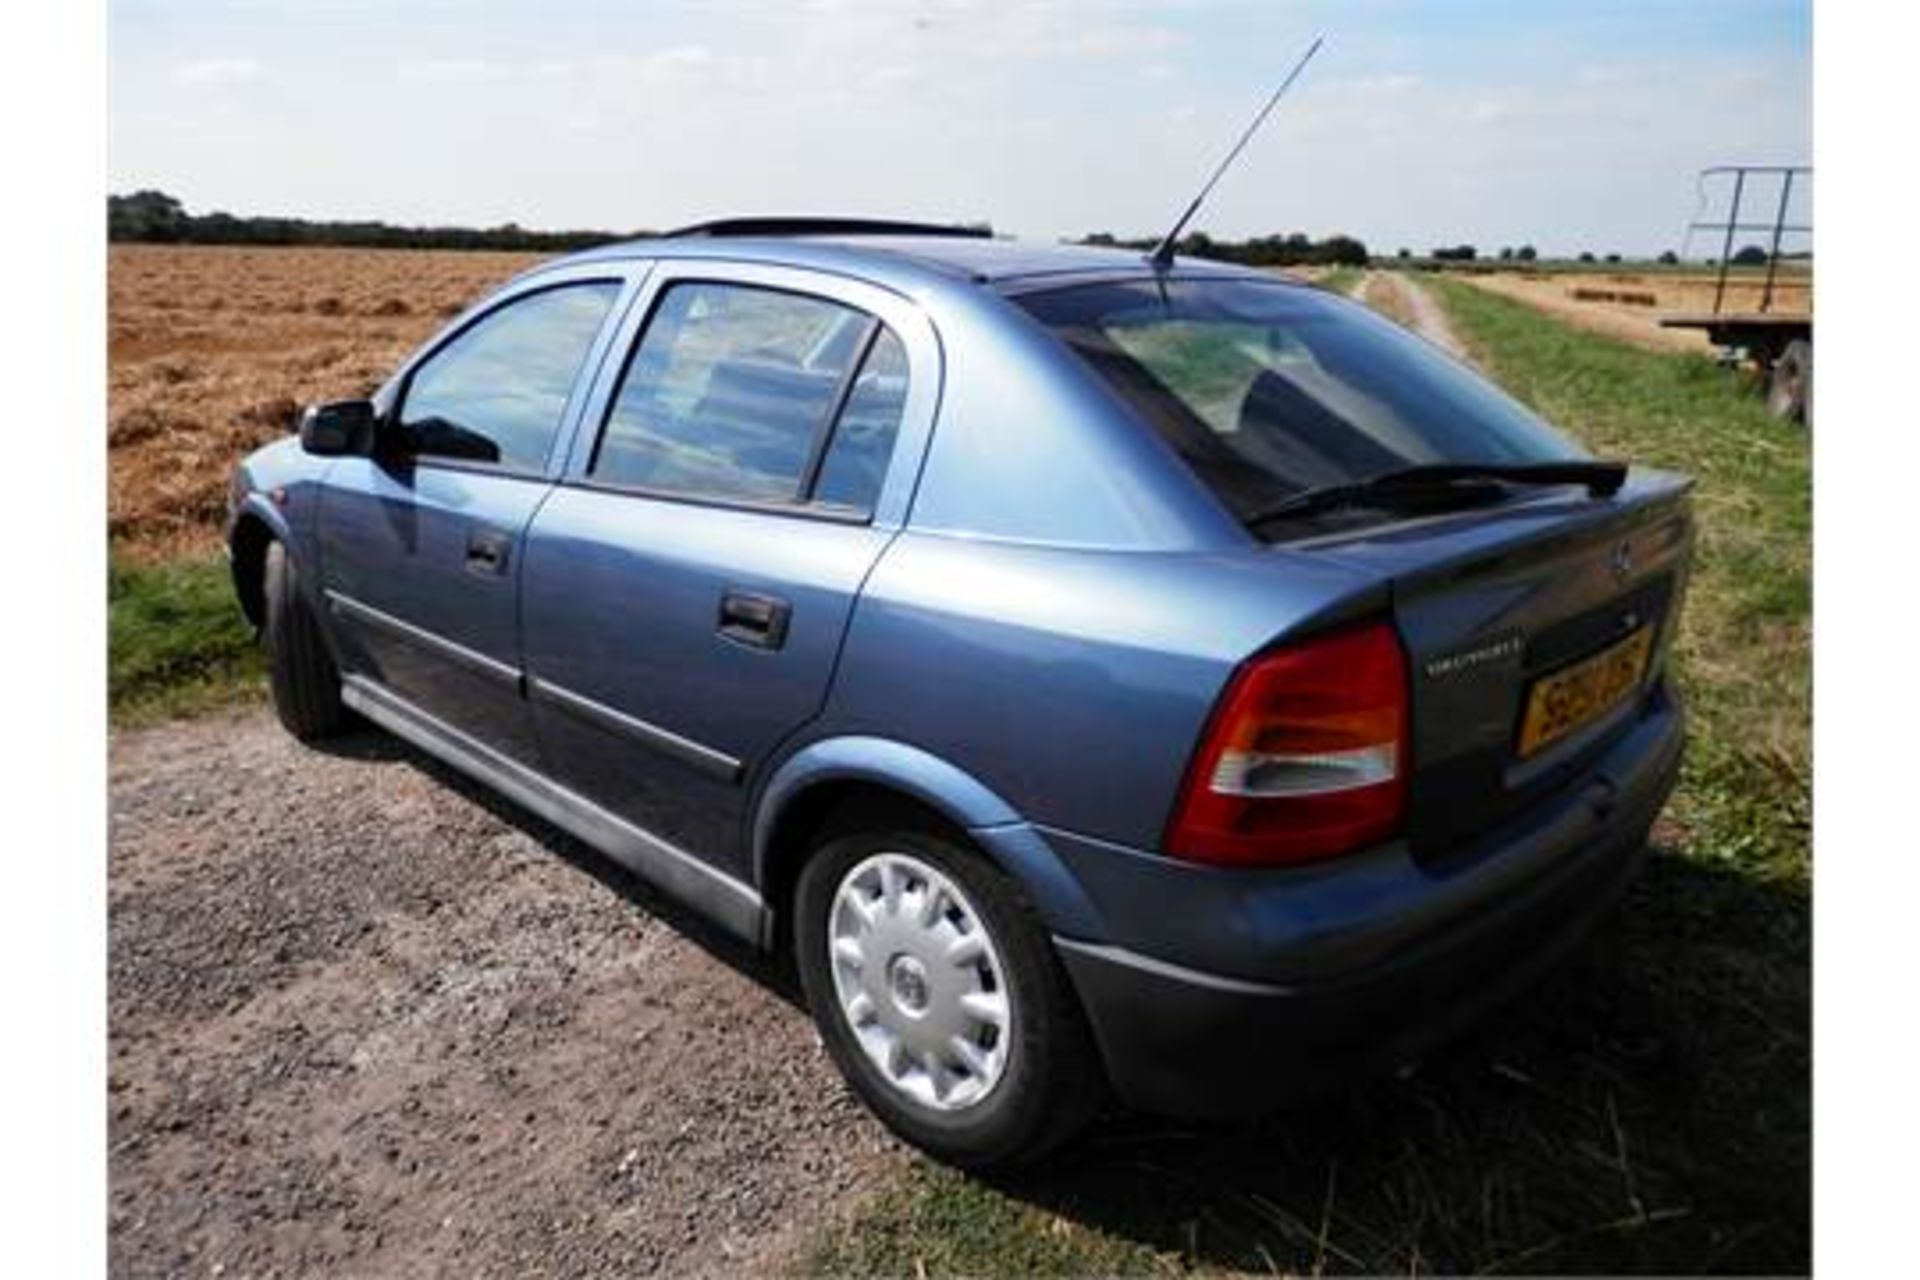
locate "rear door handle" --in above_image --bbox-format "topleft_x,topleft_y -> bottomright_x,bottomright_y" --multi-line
466,527 -> 512,576
718,589 -> 791,650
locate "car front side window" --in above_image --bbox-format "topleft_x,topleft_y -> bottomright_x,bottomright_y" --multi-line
397,280 -> 621,472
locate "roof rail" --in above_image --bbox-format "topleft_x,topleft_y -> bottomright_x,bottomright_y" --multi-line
663,216 -> 993,240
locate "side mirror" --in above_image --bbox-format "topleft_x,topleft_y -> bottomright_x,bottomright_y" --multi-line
298,400 -> 377,457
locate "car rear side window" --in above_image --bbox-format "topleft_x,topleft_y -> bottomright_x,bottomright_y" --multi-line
594,282 -> 905,510
397,281 -> 620,472
1014,279 -> 1583,522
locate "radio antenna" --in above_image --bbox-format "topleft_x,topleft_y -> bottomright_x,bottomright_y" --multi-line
1149,35 -> 1325,271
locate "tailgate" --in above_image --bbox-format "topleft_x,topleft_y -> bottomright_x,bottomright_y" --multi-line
1302,469 -> 1695,857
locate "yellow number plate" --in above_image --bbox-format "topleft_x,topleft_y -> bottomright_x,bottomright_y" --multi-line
1517,626 -> 1654,757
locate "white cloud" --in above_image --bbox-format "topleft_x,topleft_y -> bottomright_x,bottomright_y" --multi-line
170,58 -> 262,87
397,58 -> 501,85
644,45 -> 715,78
1071,22 -> 1180,58
1338,73 -> 1422,96
863,65 -> 921,89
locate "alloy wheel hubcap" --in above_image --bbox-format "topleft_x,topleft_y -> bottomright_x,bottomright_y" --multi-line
827,852 -> 1011,1111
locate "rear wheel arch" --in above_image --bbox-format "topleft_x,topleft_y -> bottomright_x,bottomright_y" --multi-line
750,740 -> 1107,955
757,778 -> 978,956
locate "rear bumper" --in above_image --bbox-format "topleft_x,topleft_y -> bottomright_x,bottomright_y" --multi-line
1047,687 -> 1683,1117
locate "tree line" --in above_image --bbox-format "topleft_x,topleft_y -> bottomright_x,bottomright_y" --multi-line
1077,229 -> 1369,267
109,193 -> 1375,265
1407,244 -> 1795,266
108,190 -> 636,253
112,192 -> 1793,268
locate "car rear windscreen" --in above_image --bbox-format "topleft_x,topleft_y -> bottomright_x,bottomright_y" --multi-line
1014,278 -> 1585,522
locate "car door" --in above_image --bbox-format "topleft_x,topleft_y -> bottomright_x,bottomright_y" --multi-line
317,267 -> 635,763
520,262 -> 940,878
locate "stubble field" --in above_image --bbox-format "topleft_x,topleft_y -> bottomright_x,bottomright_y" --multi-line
1448,267 -> 1811,355
108,244 -> 549,563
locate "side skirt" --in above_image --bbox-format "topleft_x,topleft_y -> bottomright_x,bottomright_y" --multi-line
341,674 -> 767,945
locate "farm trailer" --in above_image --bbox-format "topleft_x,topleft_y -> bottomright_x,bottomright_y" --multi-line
1660,165 -> 1812,426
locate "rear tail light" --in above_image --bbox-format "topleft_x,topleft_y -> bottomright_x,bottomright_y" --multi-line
1167,621 -> 1409,867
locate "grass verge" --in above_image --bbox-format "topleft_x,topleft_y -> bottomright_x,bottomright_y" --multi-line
802,280 -> 1809,1276
1316,265 -> 1363,296
109,554 -> 264,727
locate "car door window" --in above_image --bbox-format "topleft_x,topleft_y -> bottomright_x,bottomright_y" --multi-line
397,281 -> 621,472
593,282 -> 880,505
812,327 -> 909,515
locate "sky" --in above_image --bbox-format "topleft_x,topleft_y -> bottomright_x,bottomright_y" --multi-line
108,0 -> 1812,258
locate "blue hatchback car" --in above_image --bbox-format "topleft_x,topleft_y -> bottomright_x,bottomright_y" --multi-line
228,220 -> 1692,1165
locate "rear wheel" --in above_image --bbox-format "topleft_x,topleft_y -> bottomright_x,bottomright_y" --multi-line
794,825 -> 1102,1167
263,540 -> 348,740
1766,337 -> 1812,426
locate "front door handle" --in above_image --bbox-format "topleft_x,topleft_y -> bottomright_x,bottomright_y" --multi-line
466,528 -> 512,576
718,589 -> 791,650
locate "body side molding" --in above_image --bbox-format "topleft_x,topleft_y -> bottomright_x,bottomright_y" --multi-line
527,675 -> 742,783
325,590 -> 522,690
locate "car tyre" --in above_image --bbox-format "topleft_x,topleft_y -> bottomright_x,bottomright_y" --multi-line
263,539 -> 348,740
795,824 -> 1104,1167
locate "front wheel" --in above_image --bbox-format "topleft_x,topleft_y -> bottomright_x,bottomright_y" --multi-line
262,540 -> 348,740
794,827 -> 1103,1167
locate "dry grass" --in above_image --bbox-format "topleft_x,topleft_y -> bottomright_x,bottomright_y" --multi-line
1453,268 -> 1811,356
108,244 -> 550,562
1521,268 -> 1809,316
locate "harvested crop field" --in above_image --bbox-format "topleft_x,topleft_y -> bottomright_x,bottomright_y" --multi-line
1450,268 -> 1811,355
109,245 -> 548,562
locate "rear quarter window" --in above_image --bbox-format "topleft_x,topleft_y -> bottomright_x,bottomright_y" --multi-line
813,327 -> 908,514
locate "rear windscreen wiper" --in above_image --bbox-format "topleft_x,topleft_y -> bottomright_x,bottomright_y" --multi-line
1243,461 -> 1629,529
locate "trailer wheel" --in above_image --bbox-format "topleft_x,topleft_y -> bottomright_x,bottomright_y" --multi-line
1767,338 -> 1812,426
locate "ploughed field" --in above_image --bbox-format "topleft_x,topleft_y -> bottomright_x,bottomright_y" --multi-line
109,245 -> 549,563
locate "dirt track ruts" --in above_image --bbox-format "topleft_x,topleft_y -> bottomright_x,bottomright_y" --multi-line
108,707 -> 900,1276
1358,271 -> 1471,361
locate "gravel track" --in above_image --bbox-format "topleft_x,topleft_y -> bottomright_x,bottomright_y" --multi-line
109,707 -> 900,1277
